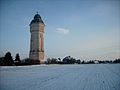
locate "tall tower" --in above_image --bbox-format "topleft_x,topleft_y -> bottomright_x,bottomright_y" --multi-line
29,13 -> 45,64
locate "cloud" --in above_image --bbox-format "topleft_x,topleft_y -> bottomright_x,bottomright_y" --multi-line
56,28 -> 69,35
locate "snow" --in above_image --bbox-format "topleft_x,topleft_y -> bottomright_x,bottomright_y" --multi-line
0,64 -> 120,90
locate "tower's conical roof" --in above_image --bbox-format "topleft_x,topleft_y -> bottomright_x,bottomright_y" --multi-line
34,14 -> 41,20
30,13 -> 44,25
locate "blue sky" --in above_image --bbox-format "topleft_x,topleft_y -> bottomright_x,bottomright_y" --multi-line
0,0 -> 120,60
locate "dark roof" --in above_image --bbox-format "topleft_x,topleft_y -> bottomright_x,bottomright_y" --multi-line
30,14 -> 44,25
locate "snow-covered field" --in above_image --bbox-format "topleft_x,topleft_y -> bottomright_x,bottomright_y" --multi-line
0,64 -> 120,90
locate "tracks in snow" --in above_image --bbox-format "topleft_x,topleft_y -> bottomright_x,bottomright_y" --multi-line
0,64 -> 120,90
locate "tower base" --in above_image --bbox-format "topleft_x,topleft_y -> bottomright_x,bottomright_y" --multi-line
29,51 -> 44,64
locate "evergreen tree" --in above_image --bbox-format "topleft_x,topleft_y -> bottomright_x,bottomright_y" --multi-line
4,52 -> 14,66
15,53 -> 21,65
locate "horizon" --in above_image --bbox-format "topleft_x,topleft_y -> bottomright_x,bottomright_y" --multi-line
0,0 -> 120,60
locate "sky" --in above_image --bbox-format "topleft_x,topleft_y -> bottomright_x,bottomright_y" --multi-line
0,0 -> 120,60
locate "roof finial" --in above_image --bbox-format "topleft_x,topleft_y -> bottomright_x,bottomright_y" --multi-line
36,11 -> 38,14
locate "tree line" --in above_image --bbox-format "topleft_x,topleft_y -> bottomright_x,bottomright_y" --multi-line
0,52 -> 120,66
0,52 -> 40,66
0,52 -> 21,66
45,56 -> 120,64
